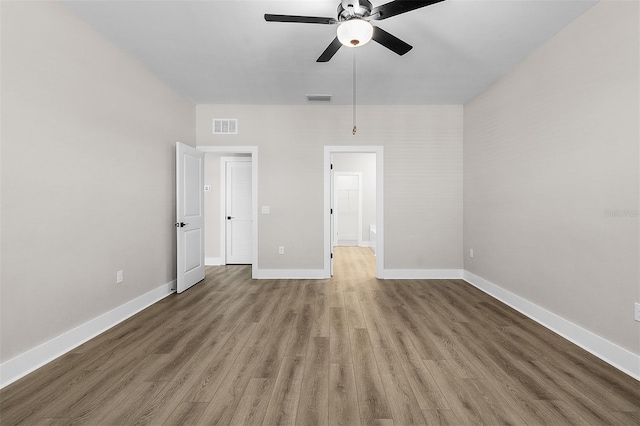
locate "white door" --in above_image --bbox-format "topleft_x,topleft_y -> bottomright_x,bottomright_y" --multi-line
225,160 -> 252,264
335,174 -> 362,246
176,142 -> 205,293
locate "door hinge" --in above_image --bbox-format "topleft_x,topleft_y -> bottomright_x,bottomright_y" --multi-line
330,164 -> 333,170
330,208 -> 333,215
331,253 -> 333,259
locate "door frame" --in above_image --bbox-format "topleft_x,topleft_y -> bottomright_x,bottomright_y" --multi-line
333,172 -> 363,247
221,156 -> 252,264
324,146 -> 384,278
198,146 -> 258,278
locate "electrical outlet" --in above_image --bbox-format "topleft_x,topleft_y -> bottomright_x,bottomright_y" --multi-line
278,246 -> 285,255
469,248 -> 474,258
635,302 -> 640,322
116,270 -> 124,284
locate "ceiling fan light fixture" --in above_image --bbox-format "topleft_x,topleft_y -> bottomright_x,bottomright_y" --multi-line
337,19 -> 373,47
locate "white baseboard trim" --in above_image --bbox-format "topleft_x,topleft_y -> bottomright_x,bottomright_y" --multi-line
4,269 -> 637,388
0,280 -> 176,389
462,271 -> 640,381
205,257 -> 223,266
381,269 -> 464,279
253,269 -> 329,279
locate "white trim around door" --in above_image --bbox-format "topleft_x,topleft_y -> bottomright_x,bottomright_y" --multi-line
197,146 -> 258,279
324,146 -> 384,279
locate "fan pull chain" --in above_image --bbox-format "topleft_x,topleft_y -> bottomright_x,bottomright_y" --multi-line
352,49 -> 357,135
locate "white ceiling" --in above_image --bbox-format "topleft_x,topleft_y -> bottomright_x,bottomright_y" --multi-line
61,0 -> 598,105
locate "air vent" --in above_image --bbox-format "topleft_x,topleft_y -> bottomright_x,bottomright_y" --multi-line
306,94 -> 332,103
213,118 -> 238,134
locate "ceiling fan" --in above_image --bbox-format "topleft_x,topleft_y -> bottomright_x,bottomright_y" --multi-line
264,0 -> 445,62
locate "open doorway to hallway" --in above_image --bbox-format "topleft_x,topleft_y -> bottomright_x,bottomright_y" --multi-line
325,146 -> 383,278
332,153 -> 376,250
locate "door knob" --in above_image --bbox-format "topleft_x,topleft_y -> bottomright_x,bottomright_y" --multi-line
175,222 -> 188,228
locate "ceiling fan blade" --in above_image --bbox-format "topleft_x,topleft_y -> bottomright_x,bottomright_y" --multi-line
371,0 -> 445,20
264,14 -> 337,25
317,37 -> 343,62
372,26 -> 412,56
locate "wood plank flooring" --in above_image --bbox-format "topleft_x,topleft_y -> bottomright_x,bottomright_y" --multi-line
1,247 -> 638,425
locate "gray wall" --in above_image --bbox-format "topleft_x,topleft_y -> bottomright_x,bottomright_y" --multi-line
464,0 -> 639,354
196,105 -> 464,271
204,153 -> 223,262
0,1 -> 195,363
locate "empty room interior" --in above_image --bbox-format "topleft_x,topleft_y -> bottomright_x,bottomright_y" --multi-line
1,0 -> 639,425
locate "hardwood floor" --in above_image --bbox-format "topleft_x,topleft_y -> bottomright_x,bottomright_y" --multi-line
1,247 -> 638,425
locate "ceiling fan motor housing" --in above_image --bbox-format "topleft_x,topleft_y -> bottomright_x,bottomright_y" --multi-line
338,1 -> 373,22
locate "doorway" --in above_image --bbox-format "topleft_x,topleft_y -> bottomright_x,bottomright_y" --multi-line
324,146 -> 384,278
198,146 -> 258,278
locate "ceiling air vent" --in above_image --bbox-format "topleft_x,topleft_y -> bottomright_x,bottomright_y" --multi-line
306,94 -> 332,103
213,118 -> 238,134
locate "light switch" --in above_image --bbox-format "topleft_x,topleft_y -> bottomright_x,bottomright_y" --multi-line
262,206 -> 270,214
204,185 -> 211,192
